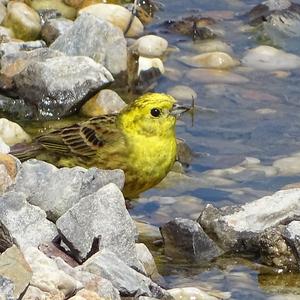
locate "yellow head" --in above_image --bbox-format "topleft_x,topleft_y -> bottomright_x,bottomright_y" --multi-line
118,93 -> 186,138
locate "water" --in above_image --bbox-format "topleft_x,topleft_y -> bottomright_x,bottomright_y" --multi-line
131,0 -> 300,298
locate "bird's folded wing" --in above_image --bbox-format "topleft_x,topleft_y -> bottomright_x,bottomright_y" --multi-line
37,115 -> 118,157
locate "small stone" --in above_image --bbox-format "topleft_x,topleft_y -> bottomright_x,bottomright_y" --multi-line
138,56 -> 164,75
186,68 -> 249,84
41,18 -> 73,45
167,85 -> 197,102
23,247 -> 82,296
0,191 -> 58,251
0,245 -> 32,299
13,159 -> 125,221
78,4 -> 144,37
0,118 -> 31,146
56,183 -> 140,267
51,13 -> 127,76
14,56 -> 113,119
81,89 -> 127,117
242,45 -> 300,70
161,218 -> 222,262
3,2 -> 41,41
31,0 -> 77,20
134,35 -> 168,57
179,52 -> 239,69
80,249 -> 166,298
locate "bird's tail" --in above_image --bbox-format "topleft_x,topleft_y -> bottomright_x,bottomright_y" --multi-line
10,142 -> 42,162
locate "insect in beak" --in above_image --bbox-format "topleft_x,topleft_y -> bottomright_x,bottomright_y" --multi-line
170,103 -> 191,117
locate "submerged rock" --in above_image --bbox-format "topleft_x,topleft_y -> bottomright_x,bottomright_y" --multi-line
14,55 -> 113,119
168,287 -> 230,300
51,13 -> 127,75
242,45 -> 300,70
56,183 -> 140,267
160,218 -> 223,262
12,159 -> 125,221
78,3 -> 144,37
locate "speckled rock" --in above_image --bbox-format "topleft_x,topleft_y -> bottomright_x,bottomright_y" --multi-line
12,159 -> 125,221
14,55 -> 113,119
56,183 -> 140,267
78,3 -> 144,37
51,13 -> 127,75
81,89 -> 126,117
3,2 -> 41,41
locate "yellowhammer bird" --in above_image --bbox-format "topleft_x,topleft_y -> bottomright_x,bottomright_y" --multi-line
11,93 -> 189,198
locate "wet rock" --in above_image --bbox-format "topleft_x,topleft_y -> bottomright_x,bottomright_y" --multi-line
0,191 -> 58,251
78,3 -> 144,37
14,55 -> 113,119
186,68 -> 249,84
180,39 -> 233,54
3,2 -> 41,41
161,218 -> 222,262
51,13 -> 127,76
12,159 -> 125,221
273,152 -> 300,176
80,249 -> 167,298
0,245 -> 32,299
31,0 -> 77,20
135,243 -> 162,283
0,276 -> 14,300
168,287 -> 230,300
179,52 -> 239,69
134,35 -> 168,57
41,18 -> 73,45
56,183 -> 140,267
259,225 -> 298,270
55,256 -> 121,299
0,154 -> 19,193
167,85 -> 197,102
23,247 -> 82,297
199,188 -> 300,253
242,45 -> 300,70
80,89 -> 126,117
0,118 -> 31,146
0,40 -> 46,58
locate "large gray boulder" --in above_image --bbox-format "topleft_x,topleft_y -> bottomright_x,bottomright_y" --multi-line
13,55 -> 113,119
50,13 -> 127,76
12,159 -> 125,221
56,183 -> 140,268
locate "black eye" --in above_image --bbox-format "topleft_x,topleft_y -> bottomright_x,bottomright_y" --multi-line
150,108 -> 161,117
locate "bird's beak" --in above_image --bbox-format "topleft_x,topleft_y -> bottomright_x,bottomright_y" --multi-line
170,103 -> 191,116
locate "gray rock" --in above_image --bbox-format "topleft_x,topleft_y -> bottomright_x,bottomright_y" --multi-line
13,55 -> 113,119
160,218 -> 222,262
283,221 -> 300,267
55,257 -> 121,300
199,189 -> 300,253
12,159 -> 125,221
0,276 -> 14,300
56,183 -> 139,267
0,40 -> 46,58
41,18 -> 73,45
0,245 -> 32,299
80,249 -> 167,298
50,13 -> 127,75
0,191 -> 58,251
